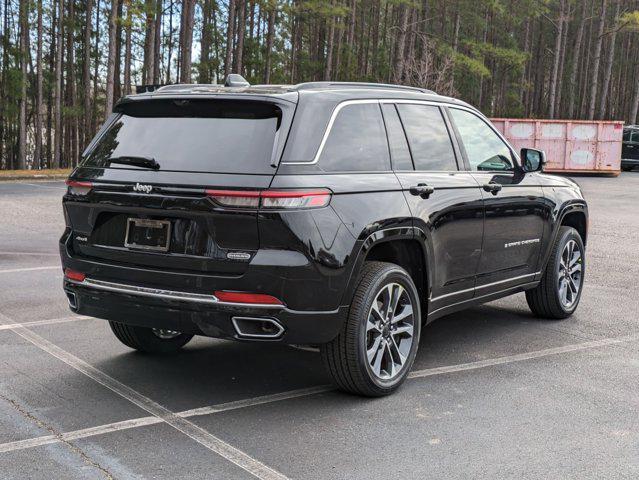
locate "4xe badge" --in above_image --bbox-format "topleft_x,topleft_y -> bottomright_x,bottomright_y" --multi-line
133,183 -> 153,194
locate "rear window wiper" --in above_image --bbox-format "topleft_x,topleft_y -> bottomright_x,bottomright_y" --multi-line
108,156 -> 160,170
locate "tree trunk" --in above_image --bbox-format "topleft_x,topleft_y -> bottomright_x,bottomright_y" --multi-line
143,0 -> 157,84
264,4 -> 276,83
18,0 -> 28,169
199,0 -> 212,83
631,73 -> 639,124
123,1 -> 133,94
394,5 -> 410,83
105,0 -> 119,118
166,0 -> 174,83
598,0 -> 620,119
225,0 -> 235,77
234,0 -> 246,75
179,0 -> 196,83
548,0 -> 565,119
568,0 -> 587,119
93,0 -> 101,132
66,0 -> 78,166
588,0 -> 608,120
153,0 -> 162,84
53,0 -> 64,168
35,0 -> 44,168
83,0 -> 93,149
555,5 -> 570,116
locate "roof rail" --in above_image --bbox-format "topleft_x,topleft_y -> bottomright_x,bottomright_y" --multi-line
293,81 -> 435,94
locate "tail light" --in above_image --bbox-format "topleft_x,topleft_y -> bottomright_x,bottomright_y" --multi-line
64,268 -> 86,282
214,290 -> 284,306
206,189 -> 331,210
205,190 -> 261,208
260,190 -> 331,209
65,179 -> 93,196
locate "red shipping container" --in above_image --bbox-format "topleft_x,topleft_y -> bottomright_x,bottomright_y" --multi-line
491,118 -> 623,175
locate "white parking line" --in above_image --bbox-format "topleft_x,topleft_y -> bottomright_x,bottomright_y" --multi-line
0,315 -> 90,332
0,266 -> 59,274
0,332 -> 636,457
0,386 -> 333,454
0,313 -> 289,480
408,334 -> 639,379
179,385 -> 333,418
0,251 -> 59,256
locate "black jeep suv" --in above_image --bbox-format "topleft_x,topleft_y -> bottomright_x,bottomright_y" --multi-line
622,125 -> 639,171
61,79 -> 588,396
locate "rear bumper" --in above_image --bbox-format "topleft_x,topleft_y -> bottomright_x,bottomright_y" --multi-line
60,224 -> 348,344
621,158 -> 639,168
63,278 -> 346,344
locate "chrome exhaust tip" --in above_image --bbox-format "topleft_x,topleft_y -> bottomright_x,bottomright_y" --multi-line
231,317 -> 285,339
65,291 -> 78,310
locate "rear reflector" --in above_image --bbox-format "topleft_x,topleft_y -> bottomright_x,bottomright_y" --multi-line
64,268 -> 86,282
65,179 -> 93,196
214,290 -> 283,306
206,189 -> 331,209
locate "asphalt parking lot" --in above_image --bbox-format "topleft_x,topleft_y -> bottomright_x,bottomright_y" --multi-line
0,174 -> 638,479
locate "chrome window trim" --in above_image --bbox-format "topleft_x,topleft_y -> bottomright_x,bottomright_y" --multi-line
281,98 -> 502,167
282,99 -> 380,166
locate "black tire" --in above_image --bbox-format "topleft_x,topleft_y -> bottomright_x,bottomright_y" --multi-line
621,166 -> 632,172
526,226 -> 585,319
109,321 -> 193,354
320,261 -> 421,397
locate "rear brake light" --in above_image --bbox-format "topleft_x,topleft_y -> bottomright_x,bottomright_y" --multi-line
64,268 -> 86,282
214,291 -> 283,305
65,179 -> 93,196
205,189 -> 331,209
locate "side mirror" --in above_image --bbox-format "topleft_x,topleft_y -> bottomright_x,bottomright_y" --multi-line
521,148 -> 546,173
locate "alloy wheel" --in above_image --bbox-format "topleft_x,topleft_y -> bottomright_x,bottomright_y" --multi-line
366,283 -> 415,381
558,239 -> 583,309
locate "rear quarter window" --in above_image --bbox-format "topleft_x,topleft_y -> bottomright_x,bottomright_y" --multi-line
318,103 -> 391,172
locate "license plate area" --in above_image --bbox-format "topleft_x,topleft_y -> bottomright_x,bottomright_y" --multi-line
124,218 -> 171,252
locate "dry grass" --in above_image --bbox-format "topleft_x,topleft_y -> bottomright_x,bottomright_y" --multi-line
0,168 -> 71,179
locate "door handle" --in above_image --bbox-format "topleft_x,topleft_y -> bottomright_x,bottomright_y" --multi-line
482,182 -> 502,195
409,183 -> 435,199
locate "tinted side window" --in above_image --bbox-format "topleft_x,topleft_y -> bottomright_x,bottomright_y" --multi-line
631,131 -> 639,143
381,104 -> 413,170
449,108 -> 514,172
623,130 -> 631,142
396,104 -> 457,171
319,103 -> 390,171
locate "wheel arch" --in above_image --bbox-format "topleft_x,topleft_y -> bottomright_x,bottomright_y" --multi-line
560,208 -> 588,246
341,227 -> 431,319
539,201 -> 588,275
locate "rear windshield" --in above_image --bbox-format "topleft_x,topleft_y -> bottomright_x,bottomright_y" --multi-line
82,99 -> 282,174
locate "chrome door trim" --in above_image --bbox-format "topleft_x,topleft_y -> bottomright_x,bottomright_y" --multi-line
429,271 -> 541,303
